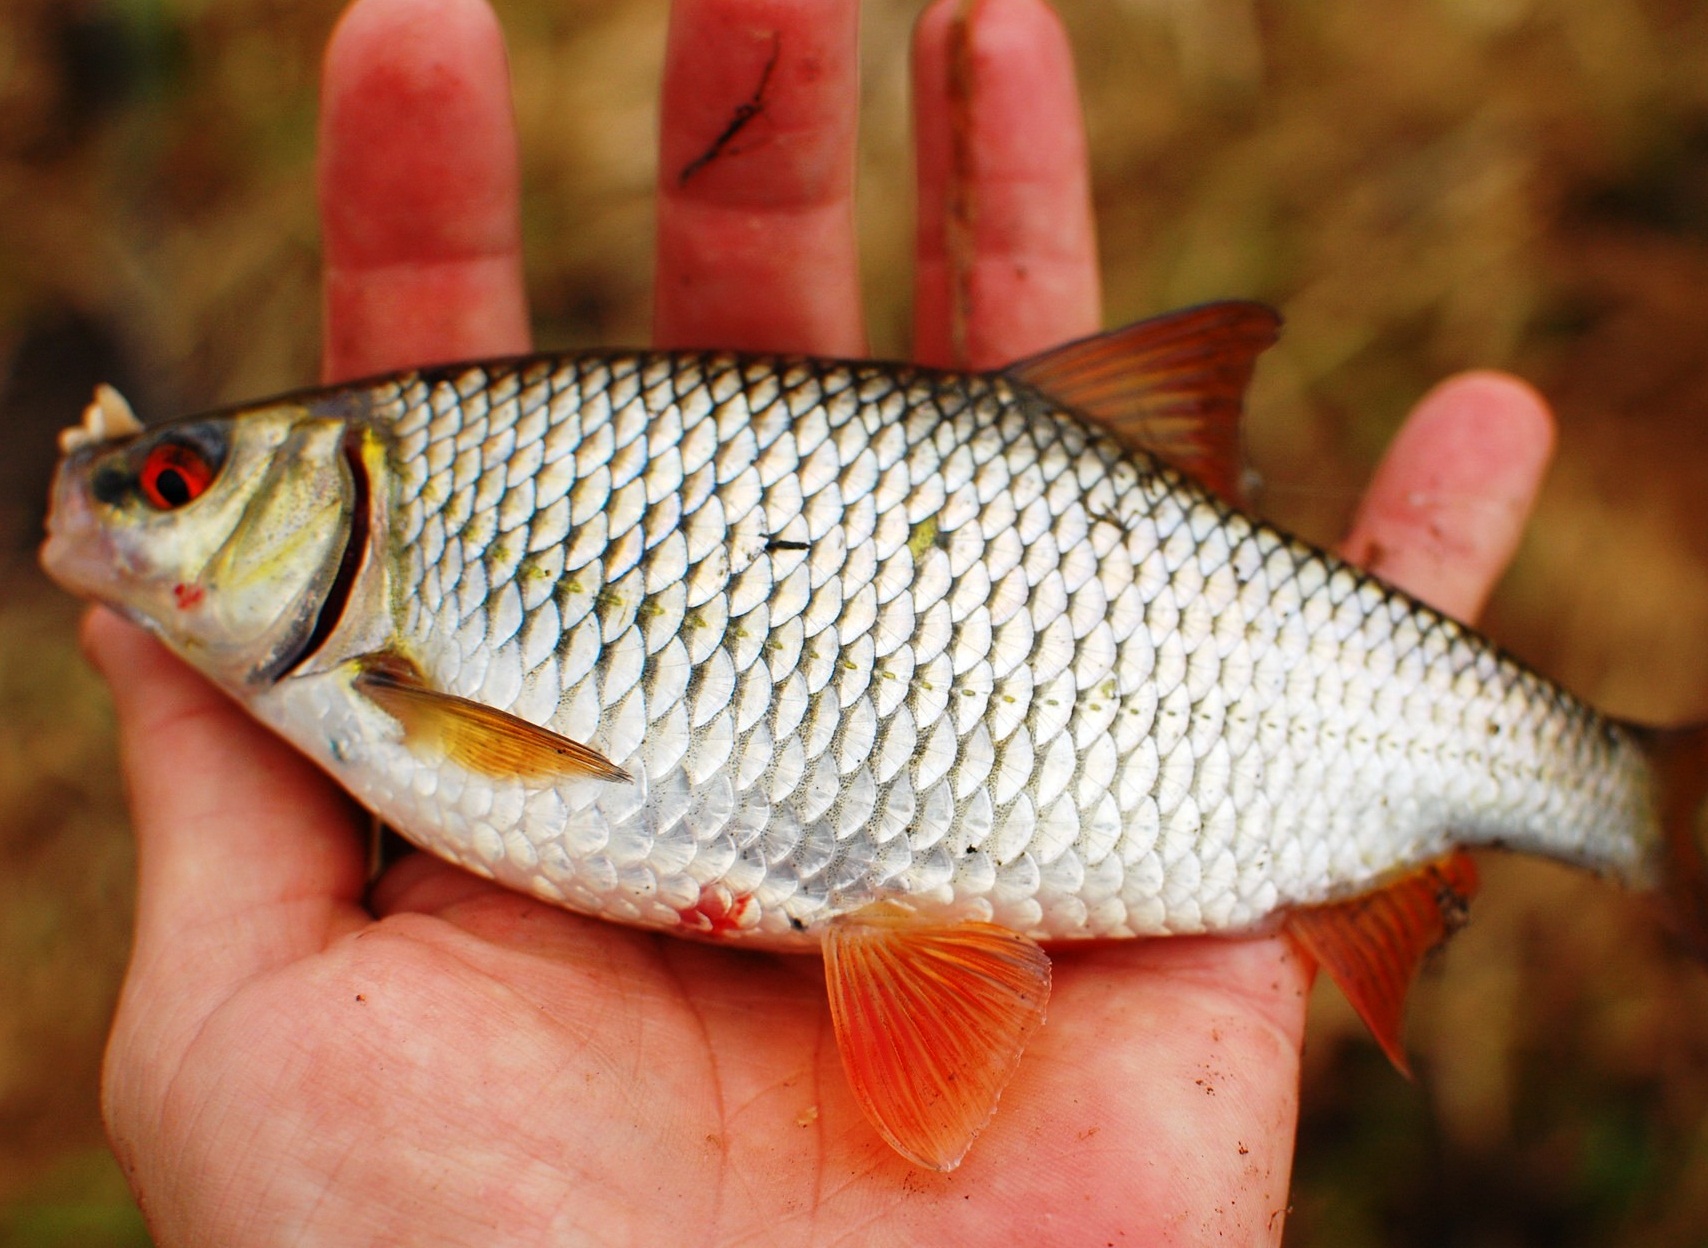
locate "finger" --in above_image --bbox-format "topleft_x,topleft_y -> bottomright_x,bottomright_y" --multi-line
911,0 -> 1100,369
368,849 -> 503,918
1340,370 -> 1556,620
84,610 -> 369,1042
653,0 -> 864,355
319,0 -> 530,381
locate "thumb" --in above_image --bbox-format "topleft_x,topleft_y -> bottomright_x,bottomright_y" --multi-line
86,608 -> 370,1062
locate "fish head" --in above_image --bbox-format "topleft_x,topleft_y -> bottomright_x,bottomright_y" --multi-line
42,390 -> 359,691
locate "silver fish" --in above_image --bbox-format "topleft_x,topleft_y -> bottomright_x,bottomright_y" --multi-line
40,302 -> 1708,1170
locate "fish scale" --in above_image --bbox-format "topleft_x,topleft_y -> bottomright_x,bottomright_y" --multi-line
220,348 -> 1654,945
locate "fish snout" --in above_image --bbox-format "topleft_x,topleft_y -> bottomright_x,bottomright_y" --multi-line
40,455 -> 107,593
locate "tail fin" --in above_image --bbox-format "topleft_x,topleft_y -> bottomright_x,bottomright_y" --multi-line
1641,724 -> 1708,960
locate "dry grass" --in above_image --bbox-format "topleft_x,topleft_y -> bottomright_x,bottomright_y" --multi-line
3,0 -> 1708,1243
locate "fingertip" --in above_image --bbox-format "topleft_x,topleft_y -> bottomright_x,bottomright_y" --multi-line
79,602 -> 127,675
79,605 -> 229,731
652,0 -> 864,354
1097,931 -> 1315,1045
319,0 -> 528,377
321,0 -> 519,267
1342,369 -> 1558,620
914,0 -> 1078,79
1406,369 -> 1557,469
368,852 -> 491,918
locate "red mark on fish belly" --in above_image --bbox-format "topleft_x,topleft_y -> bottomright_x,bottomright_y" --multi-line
173,582 -> 204,610
678,885 -> 754,938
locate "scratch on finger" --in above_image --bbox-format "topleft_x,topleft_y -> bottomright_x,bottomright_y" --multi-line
679,33 -> 782,186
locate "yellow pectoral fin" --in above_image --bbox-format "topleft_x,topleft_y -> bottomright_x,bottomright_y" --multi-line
353,653 -> 629,783
1283,850 -> 1479,1078
823,903 -> 1052,1172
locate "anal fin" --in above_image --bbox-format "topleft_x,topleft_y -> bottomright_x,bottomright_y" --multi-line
1283,850 -> 1478,1077
823,904 -> 1051,1172
353,652 -> 629,783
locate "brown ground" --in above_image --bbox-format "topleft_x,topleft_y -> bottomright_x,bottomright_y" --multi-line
3,1 -> 1708,1244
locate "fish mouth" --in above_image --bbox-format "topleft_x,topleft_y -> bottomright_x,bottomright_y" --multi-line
40,454 -> 166,642
39,455 -> 120,600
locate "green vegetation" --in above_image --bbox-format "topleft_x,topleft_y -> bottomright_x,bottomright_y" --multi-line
0,1150 -> 150,1248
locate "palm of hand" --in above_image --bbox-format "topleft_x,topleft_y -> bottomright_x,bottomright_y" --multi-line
99,681 -> 1301,1243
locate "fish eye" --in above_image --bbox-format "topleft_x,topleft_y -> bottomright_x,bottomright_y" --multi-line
138,441 -> 216,510
90,464 -> 130,505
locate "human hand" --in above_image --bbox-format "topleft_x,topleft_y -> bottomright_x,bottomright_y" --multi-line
89,0 -> 1553,1243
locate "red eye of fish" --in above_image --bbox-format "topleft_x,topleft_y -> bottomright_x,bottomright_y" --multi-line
138,443 -> 215,510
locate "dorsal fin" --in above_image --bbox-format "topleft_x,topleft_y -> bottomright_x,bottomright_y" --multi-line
353,652 -> 630,783
1283,851 -> 1479,1077
823,903 -> 1051,1171
1006,301 -> 1280,504
59,384 -> 143,452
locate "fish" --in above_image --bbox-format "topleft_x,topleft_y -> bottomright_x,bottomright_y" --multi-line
40,302 -> 1708,1172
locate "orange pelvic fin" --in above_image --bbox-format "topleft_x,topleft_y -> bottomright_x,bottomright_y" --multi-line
353,652 -> 630,783
822,903 -> 1052,1171
1283,850 -> 1479,1077
1006,301 -> 1280,504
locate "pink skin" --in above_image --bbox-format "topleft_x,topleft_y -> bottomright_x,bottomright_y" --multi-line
653,0 -> 865,356
911,0 -> 1100,369
318,0 -> 529,378
87,0 -> 1553,1243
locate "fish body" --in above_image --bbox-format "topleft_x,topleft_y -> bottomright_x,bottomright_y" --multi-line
40,304 -> 1701,1170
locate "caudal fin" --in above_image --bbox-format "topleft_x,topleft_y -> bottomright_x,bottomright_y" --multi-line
1640,724 -> 1708,960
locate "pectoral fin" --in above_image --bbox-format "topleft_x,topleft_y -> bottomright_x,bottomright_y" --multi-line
1283,850 -> 1479,1077
822,903 -> 1051,1171
353,652 -> 629,783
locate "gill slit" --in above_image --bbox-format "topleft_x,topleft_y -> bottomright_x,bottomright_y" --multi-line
275,428 -> 371,679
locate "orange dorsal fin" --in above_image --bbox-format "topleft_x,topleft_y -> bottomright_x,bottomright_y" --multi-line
1007,301 -> 1280,504
1283,851 -> 1479,1077
353,652 -> 629,783
822,904 -> 1052,1171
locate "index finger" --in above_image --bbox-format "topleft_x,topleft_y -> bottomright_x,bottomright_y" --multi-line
319,0 -> 530,380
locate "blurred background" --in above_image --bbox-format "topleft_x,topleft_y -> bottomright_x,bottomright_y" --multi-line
3,0 -> 1708,1243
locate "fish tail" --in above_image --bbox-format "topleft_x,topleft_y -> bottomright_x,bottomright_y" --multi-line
1641,722 -> 1708,960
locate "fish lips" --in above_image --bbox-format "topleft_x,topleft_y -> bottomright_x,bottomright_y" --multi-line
40,451 -> 171,638
41,452 -> 124,596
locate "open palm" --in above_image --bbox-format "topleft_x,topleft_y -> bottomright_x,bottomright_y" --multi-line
90,1 -> 1555,1244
